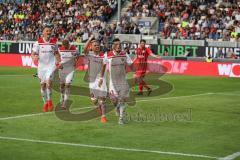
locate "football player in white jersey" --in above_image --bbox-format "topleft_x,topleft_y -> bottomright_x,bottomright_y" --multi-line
58,39 -> 79,109
107,38 -> 133,124
31,26 -> 60,112
84,35 -> 108,123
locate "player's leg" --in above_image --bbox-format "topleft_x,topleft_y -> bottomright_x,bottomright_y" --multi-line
90,82 -> 101,115
59,70 -> 65,108
90,90 -> 101,115
94,78 -> 108,122
98,97 -> 107,123
118,100 -> 126,125
97,84 -> 108,122
141,74 -> 152,96
40,83 -> 47,103
38,69 -> 48,112
45,70 -> 55,111
89,80 -> 98,105
141,80 -> 152,96
139,74 -> 152,96
62,71 -> 74,109
109,90 -> 119,116
63,83 -> 71,109
135,75 -> 144,95
109,88 -> 126,124
118,85 -> 130,125
40,83 -> 48,112
138,80 -> 144,95
46,80 -> 54,111
90,93 -> 98,106
117,96 -> 127,124
60,83 -> 65,108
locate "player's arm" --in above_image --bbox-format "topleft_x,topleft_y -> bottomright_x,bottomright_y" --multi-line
150,53 -> 161,58
148,48 -> 161,59
132,49 -> 138,63
126,53 -> 133,66
54,46 -> 62,69
126,53 -> 136,72
55,51 -> 61,63
98,54 -> 108,87
100,63 -> 107,78
31,42 -> 39,61
74,48 -> 80,68
83,35 -> 95,55
98,63 -> 106,87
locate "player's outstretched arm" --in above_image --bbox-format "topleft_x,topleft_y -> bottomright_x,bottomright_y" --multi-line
98,63 -> 106,87
54,50 -> 62,69
144,47 -> 160,59
149,48 -> 161,59
83,35 -> 95,55
150,53 -> 161,59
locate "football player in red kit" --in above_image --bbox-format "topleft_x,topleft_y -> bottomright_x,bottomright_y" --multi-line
134,39 -> 160,96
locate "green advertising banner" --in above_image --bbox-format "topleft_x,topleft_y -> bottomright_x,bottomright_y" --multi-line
0,41 -> 238,58
0,41 -> 85,54
152,45 -> 205,57
0,42 -> 14,53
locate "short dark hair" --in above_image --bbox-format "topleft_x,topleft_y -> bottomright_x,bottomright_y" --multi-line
112,38 -> 120,43
140,39 -> 146,43
90,38 -> 96,42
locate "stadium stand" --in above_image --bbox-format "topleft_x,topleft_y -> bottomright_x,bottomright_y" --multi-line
0,0 -> 240,42
121,0 -> 240,41
0,0 -> 121,42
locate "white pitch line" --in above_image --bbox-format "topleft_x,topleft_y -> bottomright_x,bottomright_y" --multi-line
0,112 -> 47,120
138,92 -> 240,103
0,93 -> 212,121
0,106 -> 93,121
137,93 -> 213,102
0,75 -> 29,77
0,136 -> 219,159
213,93 -> 240,96
219,152 -> 240,160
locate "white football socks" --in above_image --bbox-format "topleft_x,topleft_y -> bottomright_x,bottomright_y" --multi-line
46,88 -> 52,101
40,88 -> 47,103
64,87 -> 70,102
119,102 -> 126,120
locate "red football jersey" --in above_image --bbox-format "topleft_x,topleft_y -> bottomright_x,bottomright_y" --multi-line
134,47 -> 152,74
135,47 -> 152,63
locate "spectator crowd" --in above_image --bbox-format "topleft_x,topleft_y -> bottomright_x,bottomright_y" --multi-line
121,0 -> 240,41
1,0 -> 240,42
0,0 -> 120,42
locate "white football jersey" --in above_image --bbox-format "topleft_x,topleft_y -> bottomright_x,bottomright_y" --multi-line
87,51 -> 108,83
59,45 -> 79,70
107,50 -> 132,88
86,51 -> 108,98
32,37 -> 58,70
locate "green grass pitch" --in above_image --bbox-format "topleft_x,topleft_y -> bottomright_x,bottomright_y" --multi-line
0,67 -> 240,160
